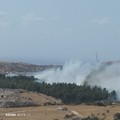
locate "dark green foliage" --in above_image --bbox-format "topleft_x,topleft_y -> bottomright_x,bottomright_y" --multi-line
0,74 -> 113,104
114,113 -> 120,120
109,90 -> 117,101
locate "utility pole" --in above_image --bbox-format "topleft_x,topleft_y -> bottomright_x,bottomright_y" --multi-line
96,52 -> 99,62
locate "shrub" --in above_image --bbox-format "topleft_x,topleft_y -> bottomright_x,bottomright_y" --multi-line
114,113 -> 120,120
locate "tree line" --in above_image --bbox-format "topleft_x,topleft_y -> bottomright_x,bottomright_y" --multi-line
0,74 -> 117,104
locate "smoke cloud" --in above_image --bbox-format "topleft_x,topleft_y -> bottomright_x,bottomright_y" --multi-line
35,60 -> 120,99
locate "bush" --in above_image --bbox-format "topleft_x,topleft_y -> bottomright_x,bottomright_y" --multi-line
95,101 -> 106,107
114,113 -> 120,120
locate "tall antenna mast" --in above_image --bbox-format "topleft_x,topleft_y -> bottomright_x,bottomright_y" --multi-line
96,52 -> 99,62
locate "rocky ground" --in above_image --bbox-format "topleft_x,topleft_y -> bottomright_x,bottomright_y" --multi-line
0,88 -> 62,108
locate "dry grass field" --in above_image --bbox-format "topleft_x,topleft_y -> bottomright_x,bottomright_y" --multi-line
0,104 -> 120,120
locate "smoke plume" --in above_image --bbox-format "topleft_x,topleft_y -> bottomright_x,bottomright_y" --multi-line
35,60 -> 120,99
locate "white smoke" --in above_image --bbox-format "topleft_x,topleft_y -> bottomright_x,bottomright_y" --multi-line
34,60 -> 120,99
35,60 -> 97,84
84,62 -> 120,99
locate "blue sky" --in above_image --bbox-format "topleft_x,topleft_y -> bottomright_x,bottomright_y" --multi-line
0,0 -> 120,64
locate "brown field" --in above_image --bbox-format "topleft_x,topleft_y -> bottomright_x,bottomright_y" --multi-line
0,104 -> 120,120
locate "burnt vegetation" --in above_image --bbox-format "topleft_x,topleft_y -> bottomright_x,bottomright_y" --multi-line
0,74 -> 117,104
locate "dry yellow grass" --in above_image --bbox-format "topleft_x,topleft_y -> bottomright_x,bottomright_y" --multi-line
19,91 -> 62,105
0,104 -> 120,120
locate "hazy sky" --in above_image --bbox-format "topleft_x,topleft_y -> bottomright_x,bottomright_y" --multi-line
0,0 -> 120,64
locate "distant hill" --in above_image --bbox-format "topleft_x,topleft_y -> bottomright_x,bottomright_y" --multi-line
0,61 -> 62,74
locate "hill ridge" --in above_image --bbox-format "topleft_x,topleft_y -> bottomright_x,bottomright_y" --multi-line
0,61 -> 62,74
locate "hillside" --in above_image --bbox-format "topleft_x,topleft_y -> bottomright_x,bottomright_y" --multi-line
0,88 -> 62,108
0,61 -> 62,74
